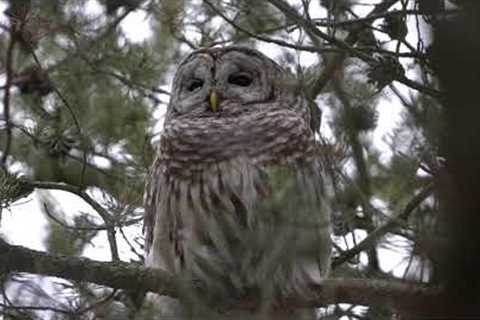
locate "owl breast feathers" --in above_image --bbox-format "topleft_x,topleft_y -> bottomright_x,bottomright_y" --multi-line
144,46 -> 331,308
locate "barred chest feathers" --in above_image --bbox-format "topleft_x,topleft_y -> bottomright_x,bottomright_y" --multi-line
146,108 -> 330,297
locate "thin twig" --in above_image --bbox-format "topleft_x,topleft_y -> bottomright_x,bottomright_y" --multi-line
24,180 -> 120,261
0,303 -> 74,316
203,0 -> 340,54
332,184 -> 435,268
267,0 -> 442,98
42,203 -> 107,231
91,67 -> 170,96
76,289 -> 117,315
118,226 -> 144,262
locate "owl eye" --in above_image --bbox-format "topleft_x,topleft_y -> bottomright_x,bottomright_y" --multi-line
228,73 -> 253,87
187,78 -> 204,92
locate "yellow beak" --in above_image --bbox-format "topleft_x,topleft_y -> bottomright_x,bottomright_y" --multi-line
209,89 -> 218,112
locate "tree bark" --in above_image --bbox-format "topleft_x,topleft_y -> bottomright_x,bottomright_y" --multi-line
0,238 -> 440,311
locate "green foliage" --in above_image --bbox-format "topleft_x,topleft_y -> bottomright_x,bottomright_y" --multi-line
259,166 -> 319,224
0,171 -> 33,210
320,0 -> 352,15
382,15 -> 408,40
233,0 -> 282,34
372,153 -> 426,212
367,56 -> 405,90
364,304 -> 396,320
40,192 -> 98,256
338,104 -> 378,132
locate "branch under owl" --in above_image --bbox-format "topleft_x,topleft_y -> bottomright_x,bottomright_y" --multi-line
0,237 -> 441,310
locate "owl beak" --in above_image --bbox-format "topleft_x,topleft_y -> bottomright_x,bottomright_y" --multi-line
209,88 -> 218,112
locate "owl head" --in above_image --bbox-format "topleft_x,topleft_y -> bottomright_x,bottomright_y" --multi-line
165,46 -> 305,121
161,46 -> 318,170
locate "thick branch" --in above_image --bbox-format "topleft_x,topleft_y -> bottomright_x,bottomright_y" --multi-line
0,237 -> 179,296
0,238 -> 441,310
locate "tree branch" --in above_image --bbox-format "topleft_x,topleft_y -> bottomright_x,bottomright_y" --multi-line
333,183 -> 435,268
0,237 -> 441,310
203,0 -> 340,55
267,0 -> 441,99
23,180 -> 120,262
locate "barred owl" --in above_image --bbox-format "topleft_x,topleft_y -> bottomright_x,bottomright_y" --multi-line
144,46 -> 331,319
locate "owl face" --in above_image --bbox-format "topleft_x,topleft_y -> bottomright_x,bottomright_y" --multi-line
161,46 -> 314,169
167,47 -> 285,119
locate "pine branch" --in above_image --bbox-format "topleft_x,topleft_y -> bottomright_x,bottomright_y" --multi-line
333,183 -> 435,268
266,0 -> 442,99
23,180 -> 120,262
203,0 -> 341,55
0,237 -> 441,310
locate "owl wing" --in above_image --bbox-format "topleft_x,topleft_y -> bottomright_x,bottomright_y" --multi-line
143,156 -> 162,256
144,152 -> 186,273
